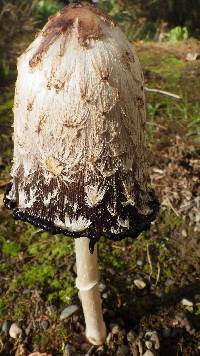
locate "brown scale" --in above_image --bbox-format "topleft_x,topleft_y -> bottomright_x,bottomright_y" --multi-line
120,50 -> 135,70
26,100 -> 34,112
29,3 -> 115,68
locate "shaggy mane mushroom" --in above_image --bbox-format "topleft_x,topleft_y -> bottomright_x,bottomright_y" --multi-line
4,2 -> 159,345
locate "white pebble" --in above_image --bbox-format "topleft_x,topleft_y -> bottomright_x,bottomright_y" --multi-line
99,283 -> 106,293
145,340 -> 153,349
60,305 -> 79,320
145,331 -> 160,350
9,323 -> 22,339
137,260 -> 143,267
134,279 -> 146,289
143,351 -> 154,356
181,298 -> 193,307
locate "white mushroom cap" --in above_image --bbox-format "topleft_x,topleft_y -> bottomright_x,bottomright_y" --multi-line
4,3 -> 159,246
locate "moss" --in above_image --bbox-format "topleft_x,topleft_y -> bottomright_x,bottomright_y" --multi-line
11,264 -> 56,289
139,49 -> 184,78
0,235 -> 21,257
32,323 -> 68,355
0,98 -> 13,115
0,211 -> 77,307
195,304 -> 200,316
0,297 -> 6,317
28,234 -> 73,262
47,276 -> 77,304
58,286 -> 76,303
99,238 -> 128,272
137,46 -> 200,143
24,264 -> 56,285
13,300 -> 30,320
0,261 -> 10,273
153,55 -> 184,81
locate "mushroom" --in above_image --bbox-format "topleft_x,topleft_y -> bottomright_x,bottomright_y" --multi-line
4,3 -> 159,345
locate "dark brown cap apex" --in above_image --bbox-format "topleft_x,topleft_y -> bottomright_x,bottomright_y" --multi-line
30,3 -> 115,68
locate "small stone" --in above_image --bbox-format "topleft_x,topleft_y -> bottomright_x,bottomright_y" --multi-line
162,327 -> 171,338
60,305 -> 79,320
41,320 -> 49,330
181,298 -> 193,307
9,323 -> 23,339
137,260 -> 143,267
186,306 -> 193,312
134,279 -> 146,290
116,344 -> 129,355
181,298 -> 193,311
102,292 -> 108,299
143,351 -> 154,356
186,52 -> 200,61
2,320 -> 11,334
145,340 -> 153,350
150,331 -> 160,350
127,330 -> 136,343
63,343 -> 76,356
99,283 -> 106,293
181,229 -> 187,237
145,331 -> 160,350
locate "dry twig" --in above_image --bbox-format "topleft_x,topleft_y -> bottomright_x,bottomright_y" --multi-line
147,243 -> 153,280
155,261 -> 161,286
145,86 -> 181,99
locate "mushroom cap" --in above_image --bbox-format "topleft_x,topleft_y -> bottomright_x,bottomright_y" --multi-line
4,3 -> 159,248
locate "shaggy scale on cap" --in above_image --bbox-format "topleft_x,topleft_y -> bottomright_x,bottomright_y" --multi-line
4,3 -> 159,252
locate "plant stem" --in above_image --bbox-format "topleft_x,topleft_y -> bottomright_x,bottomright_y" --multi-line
75,236 -> 106,345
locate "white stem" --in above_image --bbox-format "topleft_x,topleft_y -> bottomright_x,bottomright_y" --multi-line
144,86 -> 181,99
75,237 -> 107,345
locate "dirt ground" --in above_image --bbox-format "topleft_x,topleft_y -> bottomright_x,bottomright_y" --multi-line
0,40 -> 200,355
